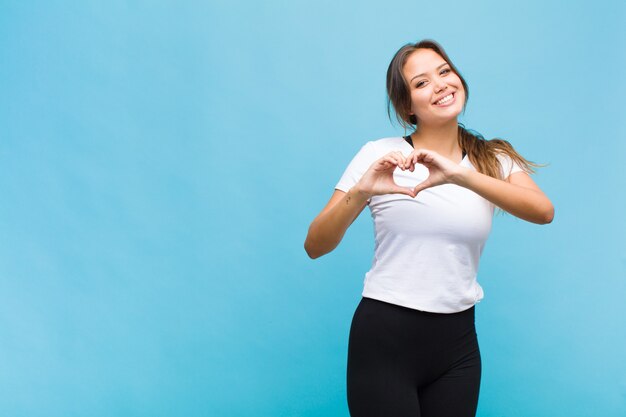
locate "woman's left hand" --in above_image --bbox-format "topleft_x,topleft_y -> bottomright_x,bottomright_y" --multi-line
404,149 -> 466,195
405,149 -> 554,223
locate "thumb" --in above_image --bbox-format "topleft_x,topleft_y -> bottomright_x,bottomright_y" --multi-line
413,179 -> 433,195
390,185 -> 417,198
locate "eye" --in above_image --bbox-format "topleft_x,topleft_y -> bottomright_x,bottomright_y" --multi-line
415,80 -> 426,88
440,67 -> 451,75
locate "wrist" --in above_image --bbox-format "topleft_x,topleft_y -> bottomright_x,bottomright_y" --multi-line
450,166 -> 472,186
350,185 -> 372,201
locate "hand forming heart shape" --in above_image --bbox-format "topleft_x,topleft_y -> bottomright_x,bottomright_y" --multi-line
354,149 -> 465,198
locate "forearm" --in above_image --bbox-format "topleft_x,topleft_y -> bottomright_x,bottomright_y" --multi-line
454,169 -> 554,224
304,188 -> 369,259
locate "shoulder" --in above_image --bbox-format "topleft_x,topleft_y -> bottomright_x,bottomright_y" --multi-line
355,136 -> 406,155
485,138 -> 528,178
494,151 -> 525,179
342,136 -> 406,170
370,136 -> 407,149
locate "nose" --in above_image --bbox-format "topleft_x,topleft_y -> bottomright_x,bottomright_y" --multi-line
433,79 -> 448,93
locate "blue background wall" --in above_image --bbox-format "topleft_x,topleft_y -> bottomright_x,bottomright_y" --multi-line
1,1 -> 625,416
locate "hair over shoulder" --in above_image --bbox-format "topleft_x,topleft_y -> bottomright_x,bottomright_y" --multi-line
386,39 -> 539,179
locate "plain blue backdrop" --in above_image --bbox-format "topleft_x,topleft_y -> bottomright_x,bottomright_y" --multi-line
1,1 -> 625,416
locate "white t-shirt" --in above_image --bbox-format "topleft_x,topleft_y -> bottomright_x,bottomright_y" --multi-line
335,137 -> 523,313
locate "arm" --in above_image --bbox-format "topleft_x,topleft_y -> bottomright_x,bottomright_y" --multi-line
305,151 -> 416,259
454,170 -> 554,224
304,189 -> 369,259
406,149 -> 554,225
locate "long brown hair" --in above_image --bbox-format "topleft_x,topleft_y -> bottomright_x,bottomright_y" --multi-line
386,39 -> 538,179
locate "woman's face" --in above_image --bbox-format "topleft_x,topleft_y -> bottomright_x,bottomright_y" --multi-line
402,48 -> 465,126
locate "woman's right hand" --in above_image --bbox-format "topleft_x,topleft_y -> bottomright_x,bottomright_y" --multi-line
305,151 -> 415,259
354,151 -> 417,198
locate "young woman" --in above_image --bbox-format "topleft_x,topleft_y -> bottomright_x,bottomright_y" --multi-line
304,39 -> 554,417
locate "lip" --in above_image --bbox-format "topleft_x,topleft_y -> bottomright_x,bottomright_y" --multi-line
432,92 -> 456,107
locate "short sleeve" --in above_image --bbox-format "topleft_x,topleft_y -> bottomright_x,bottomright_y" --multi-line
335,141 -> 380,193
496,153 -> 525,180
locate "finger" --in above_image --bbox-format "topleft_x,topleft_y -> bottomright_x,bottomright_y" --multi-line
392,151 -> 407,169
388,152 -> 402,169
401,151 -> 414,171
382,155 -> 400,167
392,151 -> 406,165
415,149 -> 435,166
390,152 -> 401,170
409,152 -> 419,171
383,154 -> 403,168
409,151 -> 418,172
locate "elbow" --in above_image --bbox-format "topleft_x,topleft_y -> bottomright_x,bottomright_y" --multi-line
304,221 -> 342,259
304,233 -> 336,259
304,235 -> 326,259
520,200 -> 554,225
542,208 -> 555,224
537,203 -> 555,225
304,241 -> 322,259
306,250 -> 322,260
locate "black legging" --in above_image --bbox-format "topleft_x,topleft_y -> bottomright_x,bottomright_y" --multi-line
347,297 -> 481,417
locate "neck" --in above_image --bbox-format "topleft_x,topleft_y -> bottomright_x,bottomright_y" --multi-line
410,120 -> 461,157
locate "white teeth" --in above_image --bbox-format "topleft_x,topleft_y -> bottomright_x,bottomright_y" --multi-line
435,93 -> 453,105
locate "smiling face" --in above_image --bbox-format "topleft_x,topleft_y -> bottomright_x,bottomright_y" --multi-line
402,48 -> 466,126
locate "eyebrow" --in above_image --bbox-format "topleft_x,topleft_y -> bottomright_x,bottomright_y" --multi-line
410,63 -> 450,82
